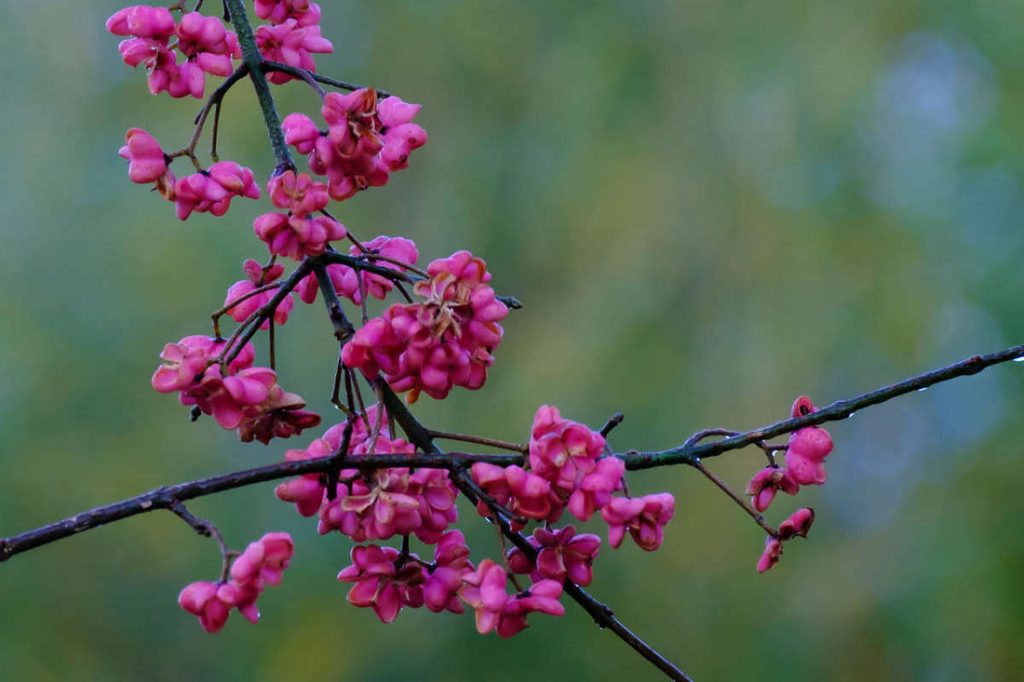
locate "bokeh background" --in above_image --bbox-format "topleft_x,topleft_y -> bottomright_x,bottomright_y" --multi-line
2,0 -> 1024,679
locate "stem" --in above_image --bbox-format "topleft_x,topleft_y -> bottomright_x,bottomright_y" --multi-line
427,429 -> 527,453
691,460 -> 777,537
223,0 -> 294,171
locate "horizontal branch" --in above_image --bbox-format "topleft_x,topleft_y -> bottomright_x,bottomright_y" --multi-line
0,451 -> 517,562
4,344 -> 1021,563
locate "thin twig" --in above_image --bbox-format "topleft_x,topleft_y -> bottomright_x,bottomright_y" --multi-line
427,429 -> 527,453
599,412 -> 625,437
690,460 -> 777,537
627,344 -> 1024,469
262,60 -> 391,98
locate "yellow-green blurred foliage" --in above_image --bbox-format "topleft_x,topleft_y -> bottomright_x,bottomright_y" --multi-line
2,1 -> 1024,680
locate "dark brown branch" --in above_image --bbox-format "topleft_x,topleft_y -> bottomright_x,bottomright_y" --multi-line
691,460 -> 776,537
0,451 -> 519,562
599,412 -> 625,437
312,260 -> 355,342
5,345 -> 1022,564
626,345 -> 1024,469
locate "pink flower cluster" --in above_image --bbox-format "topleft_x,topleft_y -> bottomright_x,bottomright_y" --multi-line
338,531 -> 472,623
178,532 -> 293,633
256,19 -> 333,84
254,171 -> 344,259
745,396 -> 834,515
223,259 -> 294,329
283,88 -> 427,201
472,406 -> 674,554
175,161 -> 262,220
460,559 -> 564,638
745,396 -> 833,572
507,525 -> 601,586
295,235 -> 419,306
342,251 -> 508,402
117,127 -> 261,219
107,6 -> 240,98
274,408 -> 459,543
151,335 -> 319,443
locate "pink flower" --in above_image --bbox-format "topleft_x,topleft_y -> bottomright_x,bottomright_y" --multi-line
107,6 -> 193,97
784,396 -> 834,486
745,466 -> 799,513
235,381 -> 321,444
282,112 -> 320,153
470,463 -> 561,524
422,530 -> 473,614
223,259 -> 293,329
460,560 -> 565,638
274,438 -> 334,516
459,559 -> 511,635
601,493 -> 675,551
253,212 -> 346,260
174,161 -> 260,220
410,467 -> 459,544
778,507 -> 815,540
274,407 -> 390,517
107,6 -> 176,40
256,19 -> 333,84
756,538 -> 783,574
118,128 -> 174,197
568,456 -> 625,521
178,531 -> 293,633
528,405 -> 608,503
230,532 -> 294,588
508,525 -> 602,586
151,335 -> 254,394
337,544 -> 427,623
319,435 -> 423,540
267,170 -> 329,216
177,581 -> 233,633
176,11 -> 240,86
342,251 -> 508,402
255,0 -> 322,26
152,337 -> 317,443
283,89 -> 427,201
497,580 -> 565,638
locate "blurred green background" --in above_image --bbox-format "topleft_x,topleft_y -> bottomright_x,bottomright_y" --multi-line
2,0 -> 1024,679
